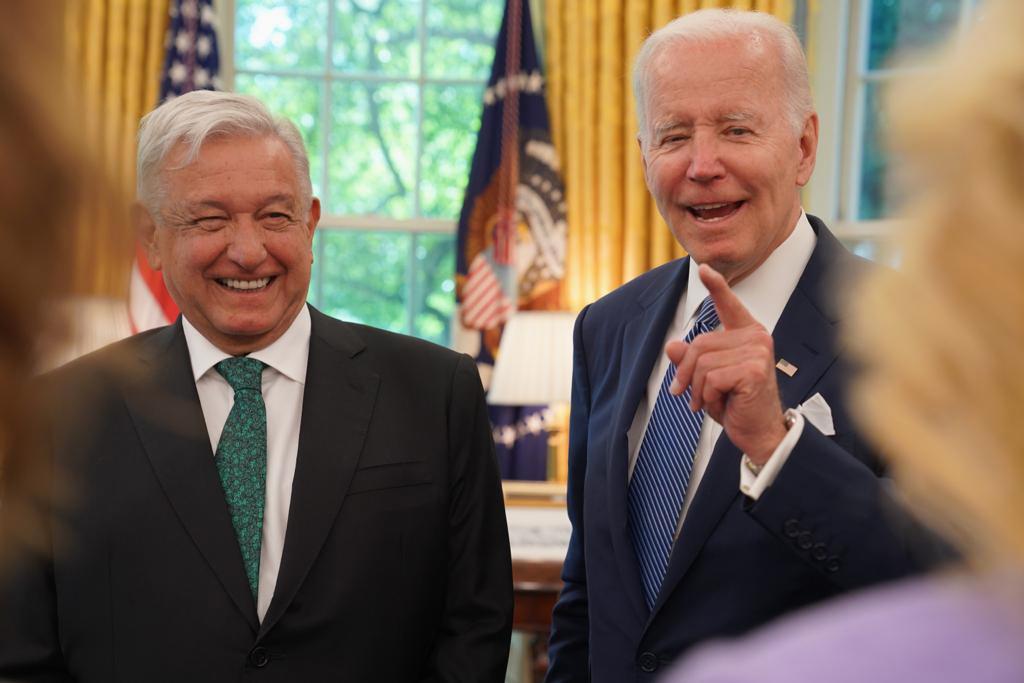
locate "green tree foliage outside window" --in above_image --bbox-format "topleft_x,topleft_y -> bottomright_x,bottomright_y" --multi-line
858,0 -> 972,220
234,0 -> 503,346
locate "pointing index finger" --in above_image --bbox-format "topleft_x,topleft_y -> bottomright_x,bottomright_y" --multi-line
698,263 -> 757,330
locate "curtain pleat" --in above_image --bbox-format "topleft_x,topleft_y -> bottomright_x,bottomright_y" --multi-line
547,0 -> 794,310
63,0 -> 168,298
596,0 -> 624,298
621,2 -> 649,284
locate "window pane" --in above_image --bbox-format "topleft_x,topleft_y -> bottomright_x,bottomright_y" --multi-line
328,82 -> 417,217
857,81 -> 896,220
235,0 -> 327,72
234,73 -> 325,198
425,0 -> 503,79
318,230 -> 410,332
867,0 -> 961,70
412,233 -> 456,345
333,0 -> 420,76
420,84 -> 484,219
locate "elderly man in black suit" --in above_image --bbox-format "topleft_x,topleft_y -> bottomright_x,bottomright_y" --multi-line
0,90 -> 512,682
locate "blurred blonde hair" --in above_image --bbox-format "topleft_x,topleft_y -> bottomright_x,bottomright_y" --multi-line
851,0 -> 1024,567
0,2 -> 82,557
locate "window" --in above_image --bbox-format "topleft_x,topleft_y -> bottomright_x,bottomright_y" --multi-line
223,0 -> 504,346
807,0 -> 981,261
221,2 -> 973,289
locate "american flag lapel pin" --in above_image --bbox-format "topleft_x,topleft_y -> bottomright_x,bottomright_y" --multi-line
775,358 -> 798,377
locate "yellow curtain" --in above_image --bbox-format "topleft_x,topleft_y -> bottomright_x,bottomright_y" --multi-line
545,0 -> 794,311
63,0 -> 168,298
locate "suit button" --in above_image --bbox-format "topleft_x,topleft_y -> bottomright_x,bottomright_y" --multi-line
825,556 -> 841,573
784,519 -> 801,538
638,651 -> 658,672
248,647 -> 270,668
797,531 -> 814,550
812,543 -> 828,561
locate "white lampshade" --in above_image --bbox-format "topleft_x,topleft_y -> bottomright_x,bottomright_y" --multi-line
488,311 -> 576,405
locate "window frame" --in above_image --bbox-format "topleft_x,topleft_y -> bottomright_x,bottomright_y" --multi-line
807,0 -> 977,260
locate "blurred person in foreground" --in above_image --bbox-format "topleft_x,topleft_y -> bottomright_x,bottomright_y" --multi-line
0,3 -> 80,566
667,2 -> 1024,681
0,90 -> 512,682
546,9 -> 950,681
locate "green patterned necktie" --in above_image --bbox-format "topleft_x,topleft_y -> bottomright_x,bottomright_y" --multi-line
214,357 -> 267,601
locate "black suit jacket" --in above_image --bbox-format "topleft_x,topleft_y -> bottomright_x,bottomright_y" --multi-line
546,218 -> 947,682
0,306 -> 512,682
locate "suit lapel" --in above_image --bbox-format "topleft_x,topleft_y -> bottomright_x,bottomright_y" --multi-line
774,217 -> 851,411
773,217 -> 851,411
607,259 -> 689,621
650,219 -> 847,618
124,320 -> 260,632
773,287 -> 838,410
259,308 -> 379,635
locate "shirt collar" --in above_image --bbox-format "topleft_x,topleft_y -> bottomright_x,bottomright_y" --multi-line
182,305 -> 311,384
683,210 -> 816,333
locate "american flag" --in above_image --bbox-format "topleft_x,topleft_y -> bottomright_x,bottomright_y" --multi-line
461,252 -> 516,330
159,0 -> 221,97
128,0 -> 221,332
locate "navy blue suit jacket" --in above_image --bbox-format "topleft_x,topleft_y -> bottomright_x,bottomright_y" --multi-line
546,217 -> 944,682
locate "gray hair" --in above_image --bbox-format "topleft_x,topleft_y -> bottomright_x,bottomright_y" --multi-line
633,9 -> 814,143
136,90 -> 312,215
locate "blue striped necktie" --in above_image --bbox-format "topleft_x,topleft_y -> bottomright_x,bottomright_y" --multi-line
628,295 -> 720,610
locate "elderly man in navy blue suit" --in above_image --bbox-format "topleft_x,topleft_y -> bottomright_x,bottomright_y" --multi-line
546,9 -> 947,682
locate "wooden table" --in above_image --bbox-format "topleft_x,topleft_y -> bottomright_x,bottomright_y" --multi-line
512,559 -> 564,681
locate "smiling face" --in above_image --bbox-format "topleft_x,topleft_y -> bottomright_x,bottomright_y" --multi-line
639,35 -> 818,284
138,134 -> 320,354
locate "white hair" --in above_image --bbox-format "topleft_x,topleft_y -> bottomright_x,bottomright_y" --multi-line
136,90 -> 312,214
633,9 -> 814,142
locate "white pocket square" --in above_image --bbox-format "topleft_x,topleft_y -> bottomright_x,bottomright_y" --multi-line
796,392 -> 835,436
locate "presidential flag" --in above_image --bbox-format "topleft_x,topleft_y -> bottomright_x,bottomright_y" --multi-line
455,0 -> 567,480
128,0 -> 221,332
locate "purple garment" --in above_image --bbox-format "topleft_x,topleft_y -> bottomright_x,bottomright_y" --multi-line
665,573 -> 1024,683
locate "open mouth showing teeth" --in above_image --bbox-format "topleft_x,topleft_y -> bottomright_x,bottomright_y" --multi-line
688,201 -> 743,221
217,277 -> 273,291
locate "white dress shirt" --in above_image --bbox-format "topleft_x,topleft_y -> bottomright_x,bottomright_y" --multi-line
182,305 -> 311,622
627,212 -> 816,534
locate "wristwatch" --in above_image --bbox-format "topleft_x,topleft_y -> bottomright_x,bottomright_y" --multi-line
743,410 -> 798,476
